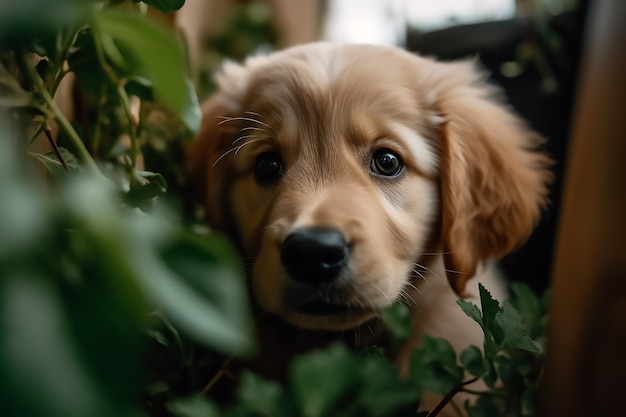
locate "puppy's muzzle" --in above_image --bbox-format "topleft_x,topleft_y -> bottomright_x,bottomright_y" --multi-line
280,227 -> 349,285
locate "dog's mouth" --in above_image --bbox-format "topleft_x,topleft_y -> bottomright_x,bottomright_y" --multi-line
293,299 -> 369,316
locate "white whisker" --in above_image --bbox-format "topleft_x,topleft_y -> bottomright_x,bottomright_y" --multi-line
212,138 -> 266,167
218,116 -> 273,130
240,126 -> 271,135
232,134 -> 255,145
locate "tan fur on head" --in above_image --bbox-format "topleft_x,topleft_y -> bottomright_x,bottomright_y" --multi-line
187,43 -> 551,330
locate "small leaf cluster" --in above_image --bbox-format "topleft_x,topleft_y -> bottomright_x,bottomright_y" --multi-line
1,0 -> 199,205
402,283 -> 547,417
169,344 -> 421,417
160,284 -> 548,417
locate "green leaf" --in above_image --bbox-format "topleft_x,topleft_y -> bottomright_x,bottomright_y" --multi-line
0,274 -> 114,417
482,361 -> 498,389
456,299 -> 484,331
509,282 -> 544,337
509,282 -> 540,320
237,372 -> 295,417
409,337 -> 464,395
290,343 -> 359,417
0,0 -> 91,47
478,283 -> 500,333
520,387 -> 535,416
139,0 -> 186,13
168,395 -> 220,417
355,356 -> 420,416
460,345 -> 484,378
0,63 -> 33,107
125,170 -> 168,208
380,301 -> 413,348
493,303 -> 543,355
0,182 -> 46,261
141,229 -> 255,355
465,394 -> 503,417
423,336 -> 458,372
94,9 -> 201,133
31,148 -> 79,175
68,28 -> 110,90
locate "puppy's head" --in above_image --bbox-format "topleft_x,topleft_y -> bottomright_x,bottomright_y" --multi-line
188,43 -> 551,330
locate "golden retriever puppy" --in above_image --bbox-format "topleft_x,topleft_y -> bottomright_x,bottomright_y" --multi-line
188,42 -> 551,390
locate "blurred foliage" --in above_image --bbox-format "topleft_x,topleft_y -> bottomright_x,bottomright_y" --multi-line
0,1 -> 549,416
196,0 -> 277,100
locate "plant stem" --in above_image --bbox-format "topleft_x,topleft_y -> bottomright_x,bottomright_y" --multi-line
50,24 -> 81,97
201,358 -> 235,394
29,121 -> 47,144
20,51 -> 100,174
461,388 -> 506,397
91,84 -> 107,156
426,377 -> 480,417
117,84 -> 139,170
44,127 -> 69,172
90,20 -> 140,179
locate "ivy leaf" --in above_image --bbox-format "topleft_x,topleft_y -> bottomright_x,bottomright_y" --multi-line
290,343 -> 359,417
94,9 -> 201,133
460,345 -> 484,378
139,0 -> 186,13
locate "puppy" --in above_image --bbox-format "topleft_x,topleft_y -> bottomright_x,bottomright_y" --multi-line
188,42 -> 551,391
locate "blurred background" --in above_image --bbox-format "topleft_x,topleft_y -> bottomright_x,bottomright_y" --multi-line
179,0 -> 587,294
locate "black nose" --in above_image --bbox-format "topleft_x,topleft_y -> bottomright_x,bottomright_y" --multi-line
280,227 -> 349,285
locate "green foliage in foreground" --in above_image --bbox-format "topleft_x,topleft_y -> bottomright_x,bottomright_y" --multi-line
163,284 -> 547,417
0,1 -> 548,416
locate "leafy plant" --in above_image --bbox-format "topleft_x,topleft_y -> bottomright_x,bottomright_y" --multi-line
1,2 -> 252,417
0,2 -> 549,417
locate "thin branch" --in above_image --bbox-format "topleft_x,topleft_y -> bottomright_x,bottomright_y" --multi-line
19,51 -> 100,174
44,127 -> 69,172
426,377 -> 480,417
201,358 -> 236,394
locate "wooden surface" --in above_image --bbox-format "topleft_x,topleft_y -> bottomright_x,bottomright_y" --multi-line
543,1 -> 626,415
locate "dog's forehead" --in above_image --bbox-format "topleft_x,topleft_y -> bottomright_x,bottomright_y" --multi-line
244,52 -> 429,136
238,48 -> 439,176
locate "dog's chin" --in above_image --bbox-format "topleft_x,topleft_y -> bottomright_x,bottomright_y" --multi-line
279,308 -> 378,331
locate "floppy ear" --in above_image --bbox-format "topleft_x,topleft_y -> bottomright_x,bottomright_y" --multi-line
433,62 -> 552,297
187,60 -> 252,230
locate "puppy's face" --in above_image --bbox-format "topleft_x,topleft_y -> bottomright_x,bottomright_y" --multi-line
189,43 -> 551,331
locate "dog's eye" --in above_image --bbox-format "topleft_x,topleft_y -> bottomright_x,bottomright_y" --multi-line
255,152 -> 283,184
370,149 -> 403,177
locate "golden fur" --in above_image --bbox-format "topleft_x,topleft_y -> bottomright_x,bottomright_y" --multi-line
188,42 -> 551,386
